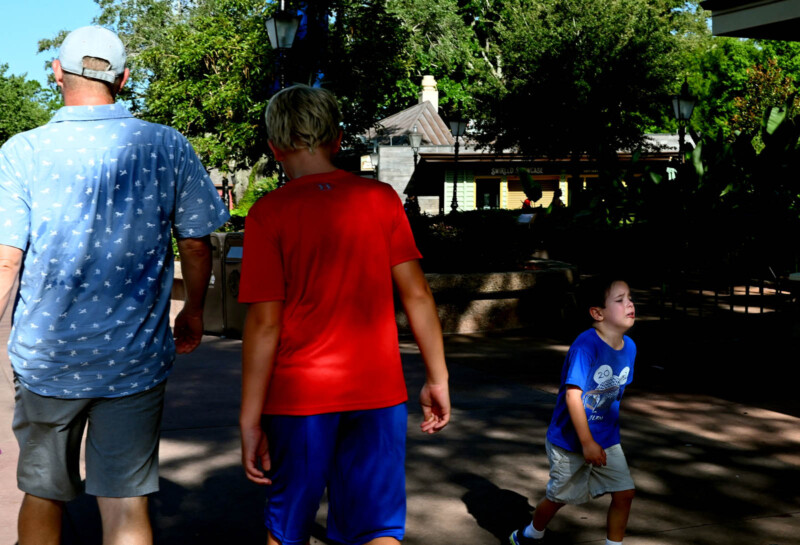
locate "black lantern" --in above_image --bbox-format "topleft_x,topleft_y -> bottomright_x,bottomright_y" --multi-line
671,78 -> 696,162
409,125 -> 422,166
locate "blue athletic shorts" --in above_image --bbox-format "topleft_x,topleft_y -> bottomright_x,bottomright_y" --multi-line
261,403 -> 408,545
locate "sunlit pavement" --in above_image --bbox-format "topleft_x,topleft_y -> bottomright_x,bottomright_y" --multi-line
1,308 -> 799,544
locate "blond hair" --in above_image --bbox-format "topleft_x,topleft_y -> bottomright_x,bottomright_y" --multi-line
265,84 -> 342,153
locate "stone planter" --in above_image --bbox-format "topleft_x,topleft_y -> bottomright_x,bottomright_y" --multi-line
397,259 -> 577,334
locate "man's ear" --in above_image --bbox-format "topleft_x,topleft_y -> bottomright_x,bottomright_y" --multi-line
118,67 -> 130,92
589,306 -> 604,322
52,59 -> 65,89
268,140 -> 286,162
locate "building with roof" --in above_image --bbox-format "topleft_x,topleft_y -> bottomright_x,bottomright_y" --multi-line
701,1 -> 800,41
364,77 -> 686,215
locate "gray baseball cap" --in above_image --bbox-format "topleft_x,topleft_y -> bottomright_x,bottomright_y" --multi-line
58,26 -> 127,84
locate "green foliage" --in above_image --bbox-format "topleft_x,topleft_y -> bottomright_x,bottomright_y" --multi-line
518,168 -> 542,203
386,0 -> 497,118
546,98 -> 800,277
410,210 -> 539,273
219,175 -> 278,231
230,177 -> 278,218
0,64 -> 54,145
474,0 -> 686,159
729,59 -> 799,139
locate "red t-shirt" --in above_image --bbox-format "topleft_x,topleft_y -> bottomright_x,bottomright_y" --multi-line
238,170 -> 422,415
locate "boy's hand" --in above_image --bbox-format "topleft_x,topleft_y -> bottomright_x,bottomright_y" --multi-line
582,440 -> 607,466
241,423 -> 272,485
420,382 -> 451,433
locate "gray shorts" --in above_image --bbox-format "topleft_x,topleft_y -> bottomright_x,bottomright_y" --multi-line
545,439 -> 635,505
12,378 -> 166,501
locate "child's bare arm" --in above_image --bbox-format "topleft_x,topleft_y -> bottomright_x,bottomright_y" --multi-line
565,386 -> 607,466
240,300 -> 282,485
391,260 -> 450,433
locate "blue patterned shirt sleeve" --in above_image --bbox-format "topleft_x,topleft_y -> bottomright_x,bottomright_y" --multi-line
173,135 -> 230,239
0,136 -> 33,250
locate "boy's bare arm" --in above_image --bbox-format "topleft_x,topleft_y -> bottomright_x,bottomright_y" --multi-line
0,244 -> 22,320
565,386 -> 607,466
240,300 -> 282,485
391,260 -> 450,433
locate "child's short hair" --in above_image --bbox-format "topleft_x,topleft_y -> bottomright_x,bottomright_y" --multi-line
579,273 -> 628,315
265,84 -> 342,153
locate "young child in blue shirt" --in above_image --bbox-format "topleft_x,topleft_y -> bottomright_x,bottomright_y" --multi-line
511,274 -> 637,545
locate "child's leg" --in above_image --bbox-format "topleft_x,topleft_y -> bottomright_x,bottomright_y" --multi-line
532,497 -> 565,531
606,489 -> 635,542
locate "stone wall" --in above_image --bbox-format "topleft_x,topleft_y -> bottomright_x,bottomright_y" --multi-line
396,261 -> 577,334
174,259 -> 577,336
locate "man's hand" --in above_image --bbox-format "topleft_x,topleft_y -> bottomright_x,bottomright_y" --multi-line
582,439 -> 607,466
240,422 -> 272,485
173,308 -> 204,354
420,382 -> 450,434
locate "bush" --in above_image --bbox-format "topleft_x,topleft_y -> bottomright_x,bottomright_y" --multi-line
410,209 -> 546,273
219,176 -> 278,231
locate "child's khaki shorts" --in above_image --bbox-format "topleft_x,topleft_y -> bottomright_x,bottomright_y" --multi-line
544,439 -> 635,505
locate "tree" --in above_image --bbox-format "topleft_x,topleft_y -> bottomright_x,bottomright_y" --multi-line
386,0 -> 496,119
41,0 -> 412,172
474,0 -> 689,161
0,64 -> 54,146
729,59 -> 799,137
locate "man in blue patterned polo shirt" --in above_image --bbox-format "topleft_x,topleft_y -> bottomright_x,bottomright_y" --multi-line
0,26 -> 229,543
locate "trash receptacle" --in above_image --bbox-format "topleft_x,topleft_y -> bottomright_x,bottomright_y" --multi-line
222,232 -> 248,338
201,231 -> 248,337
202,232 -> 226,335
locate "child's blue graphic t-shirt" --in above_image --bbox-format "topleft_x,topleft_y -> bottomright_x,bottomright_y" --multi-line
546,328 -> 636,452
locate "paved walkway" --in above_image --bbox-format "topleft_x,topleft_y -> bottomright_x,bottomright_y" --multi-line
1,306 -> 799,544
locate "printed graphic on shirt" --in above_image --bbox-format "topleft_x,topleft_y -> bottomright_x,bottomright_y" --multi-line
583,364 -> 630,417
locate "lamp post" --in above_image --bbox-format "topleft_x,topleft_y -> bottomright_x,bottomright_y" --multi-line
409,124 -> 422,167
449,119 -> 467,213
266,1 -> 301,186
672,78 -> 696,163
369,147 -> 380,180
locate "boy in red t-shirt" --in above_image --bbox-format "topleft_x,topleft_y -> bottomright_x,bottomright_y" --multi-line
238,84 -> 450,545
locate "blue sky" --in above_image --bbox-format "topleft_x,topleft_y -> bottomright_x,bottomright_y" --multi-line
1,0 -> 101,85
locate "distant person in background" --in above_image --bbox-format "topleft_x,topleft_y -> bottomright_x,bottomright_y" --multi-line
0,26 -> 229,544
239,84 -> 450,545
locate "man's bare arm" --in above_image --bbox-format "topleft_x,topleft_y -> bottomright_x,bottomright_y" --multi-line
0,244 -> 23,320
174,235 -> 212,354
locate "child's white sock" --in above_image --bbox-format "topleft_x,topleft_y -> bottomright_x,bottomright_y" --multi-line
605,539 -> 623,545
523,522 -> 546,539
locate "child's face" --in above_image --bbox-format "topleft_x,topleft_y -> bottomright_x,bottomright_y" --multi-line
596,281 -> 635,332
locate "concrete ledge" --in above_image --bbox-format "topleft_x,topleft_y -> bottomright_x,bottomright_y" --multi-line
174,259 -> 577,336
399,260 -> 577,334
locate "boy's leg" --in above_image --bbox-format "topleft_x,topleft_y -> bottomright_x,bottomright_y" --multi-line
606,489 -> 635,542
532,497 -> 565,531
18,494 -> 64,545
262,413 -> 339,545
327,404 -> 407,545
